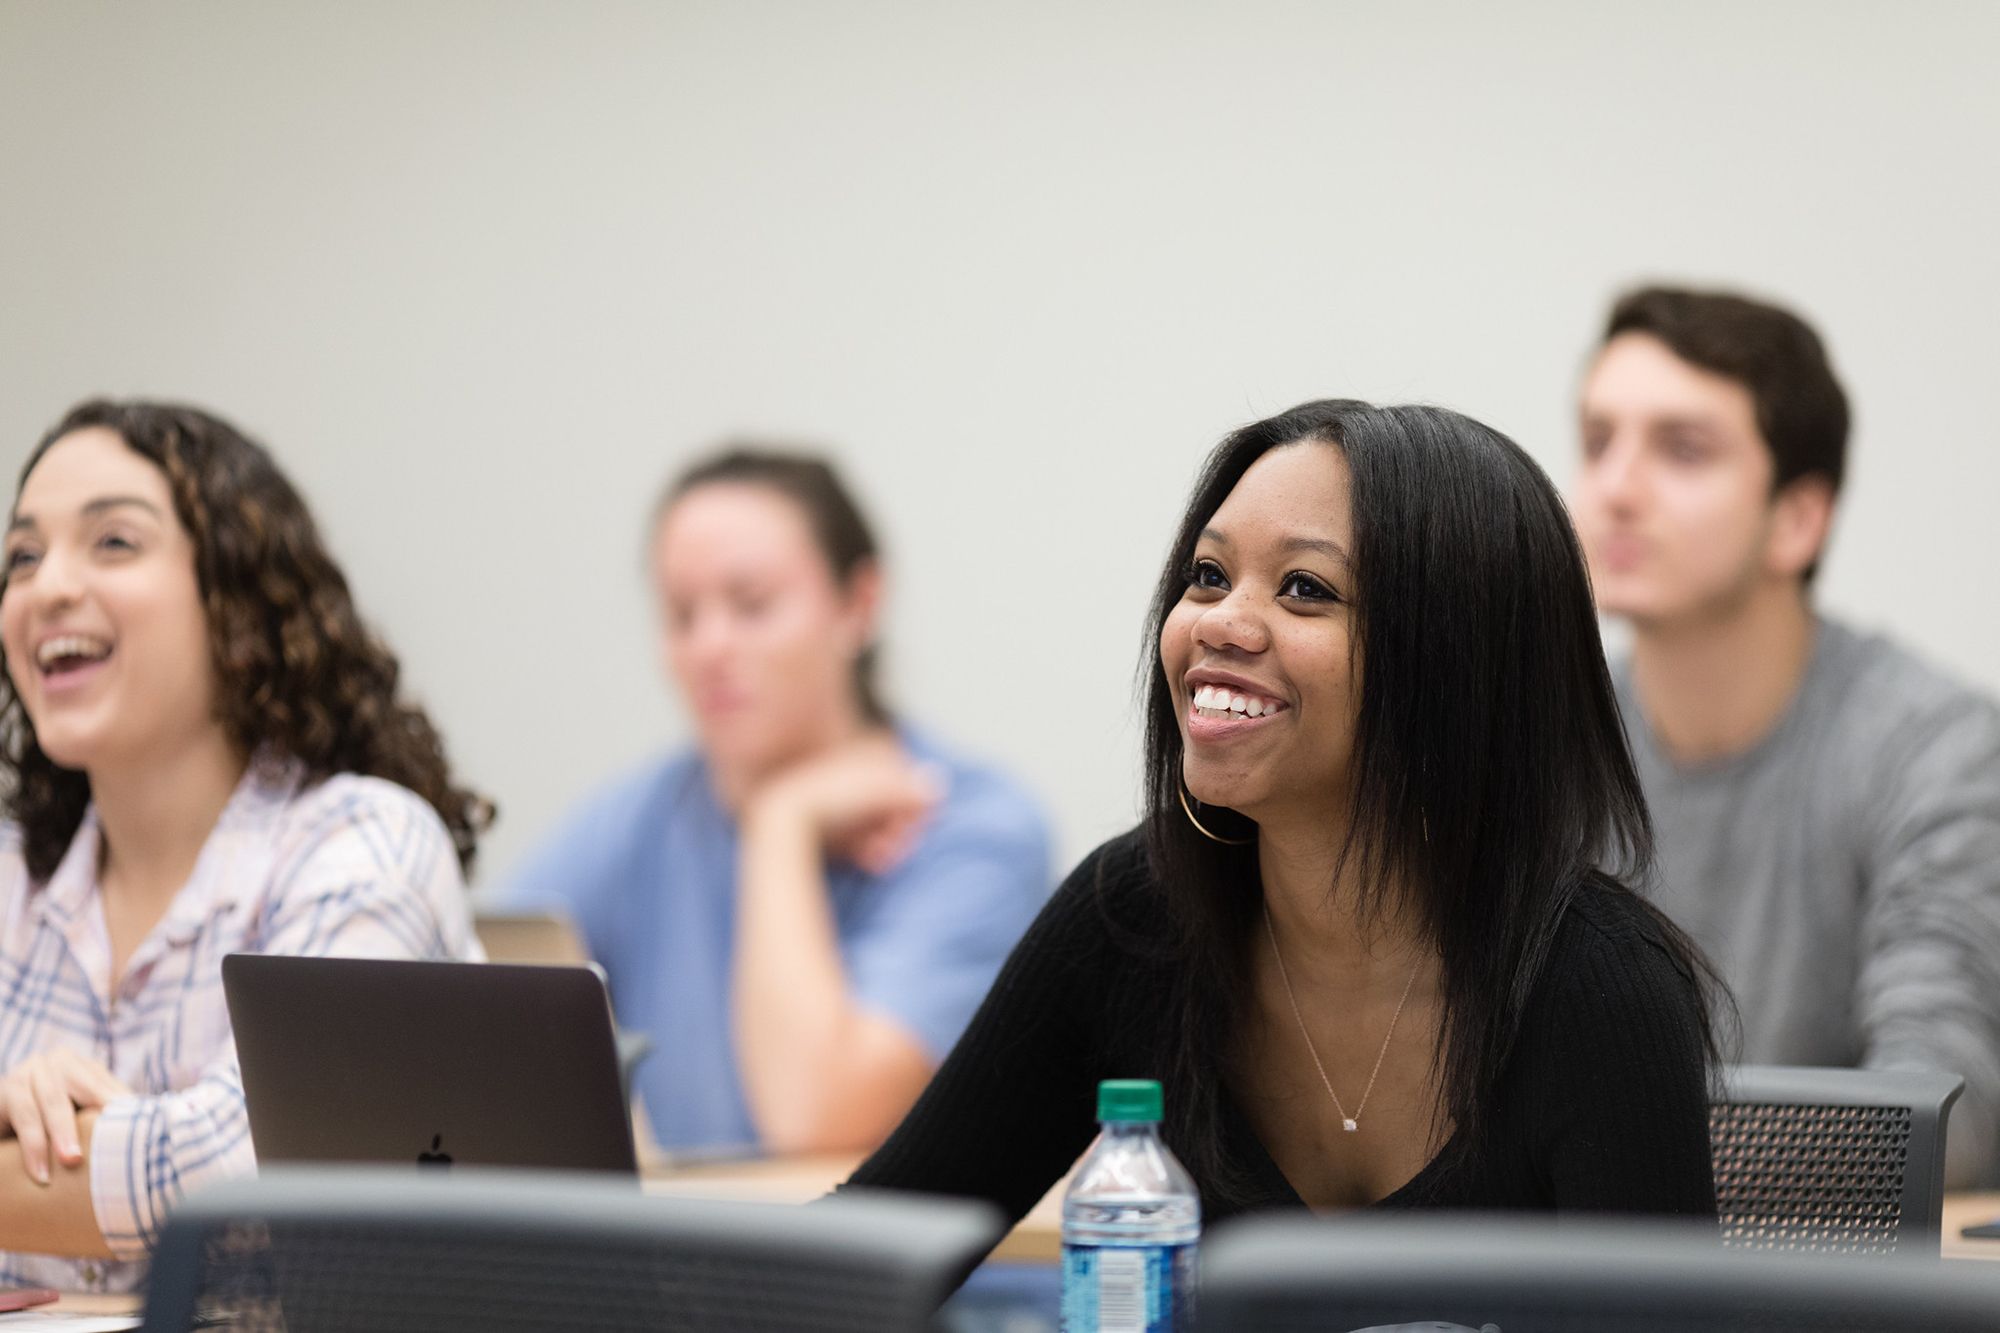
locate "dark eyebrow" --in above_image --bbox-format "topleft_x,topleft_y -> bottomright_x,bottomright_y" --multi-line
7,496 -> 164,537
82,496 -> 165,519
1649,415 -> 1723,434
1198,527 -> 1351,568
1279,536 -> 1351,567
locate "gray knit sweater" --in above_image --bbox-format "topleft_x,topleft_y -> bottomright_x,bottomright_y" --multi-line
1615,617 -> 2000,1187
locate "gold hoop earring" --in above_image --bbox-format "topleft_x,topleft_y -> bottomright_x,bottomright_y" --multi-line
1179,784 -> 1254,846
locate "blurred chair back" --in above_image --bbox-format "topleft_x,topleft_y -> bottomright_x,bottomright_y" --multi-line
1196,1214 -> 2000,1332
1711,1064 -> 1963,1254
140,1168 -> 1000,1333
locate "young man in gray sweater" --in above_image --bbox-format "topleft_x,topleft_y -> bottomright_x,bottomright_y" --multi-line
1572,286 -> 2000,1188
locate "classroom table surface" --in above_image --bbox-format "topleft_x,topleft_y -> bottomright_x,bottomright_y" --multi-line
640,1150 -> 1069,1262
1941,1191 -> 2000,1260
33,1291 -> 142,1320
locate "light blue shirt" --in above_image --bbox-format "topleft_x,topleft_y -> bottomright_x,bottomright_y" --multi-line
496,729 -> 1051,1152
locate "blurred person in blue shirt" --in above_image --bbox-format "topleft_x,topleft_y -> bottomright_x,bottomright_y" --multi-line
498,446 -> 1050,1155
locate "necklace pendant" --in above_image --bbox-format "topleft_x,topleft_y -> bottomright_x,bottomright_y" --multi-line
1342,1117 -> 1358,1132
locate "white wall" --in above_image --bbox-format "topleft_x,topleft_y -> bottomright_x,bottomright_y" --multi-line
3,1 -> 1996,882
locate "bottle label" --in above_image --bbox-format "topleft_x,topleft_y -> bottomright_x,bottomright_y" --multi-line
1060,1242 -> 1195,1333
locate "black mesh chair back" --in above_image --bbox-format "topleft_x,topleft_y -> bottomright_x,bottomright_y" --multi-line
1710,1065 -> 1963,1254
1195,1214 -> 2000,1333
139,1168 -> 1001,1333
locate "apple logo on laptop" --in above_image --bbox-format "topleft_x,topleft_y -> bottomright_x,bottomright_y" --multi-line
417,1134 -> 453,1169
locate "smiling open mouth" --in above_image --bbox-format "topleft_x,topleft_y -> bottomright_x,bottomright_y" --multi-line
1191,684 -> 1286,720
36,634 -> 113,678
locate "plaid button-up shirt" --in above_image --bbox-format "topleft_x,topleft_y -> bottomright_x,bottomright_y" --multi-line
0,756 -> 480,1292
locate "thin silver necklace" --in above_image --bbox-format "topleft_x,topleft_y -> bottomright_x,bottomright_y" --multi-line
1261,905 -> 1420,1133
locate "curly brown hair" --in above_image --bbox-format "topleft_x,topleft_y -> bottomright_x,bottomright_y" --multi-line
1,399 -> 492,883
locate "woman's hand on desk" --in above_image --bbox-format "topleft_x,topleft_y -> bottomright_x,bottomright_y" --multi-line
748,734 -> 943,876
0,1050 -> 132,1184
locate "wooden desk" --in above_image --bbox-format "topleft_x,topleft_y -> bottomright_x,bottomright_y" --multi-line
642,1152 -> 1067,1262
40,1292 -> 141,1325
1942,1191 -> 2000,1261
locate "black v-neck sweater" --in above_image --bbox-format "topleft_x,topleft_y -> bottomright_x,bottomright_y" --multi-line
848,830 -> 1716,1226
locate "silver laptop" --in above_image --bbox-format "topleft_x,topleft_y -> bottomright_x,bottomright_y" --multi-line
223,954 -> 638,1175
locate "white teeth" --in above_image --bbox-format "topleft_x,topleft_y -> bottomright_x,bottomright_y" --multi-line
1189,682 -> 1283,719
36,635 -> 111,669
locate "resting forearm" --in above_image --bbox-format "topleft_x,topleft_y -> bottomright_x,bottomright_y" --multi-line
1858,894 -> 2000,1188
0,1109 -> 115,1258
733,803 -> 874,1146
1863,999 -> 2000,1188
1858,710 -> 2000,1188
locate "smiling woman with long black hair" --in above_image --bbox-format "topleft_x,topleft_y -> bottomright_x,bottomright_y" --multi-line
846,398 -> 1725,1224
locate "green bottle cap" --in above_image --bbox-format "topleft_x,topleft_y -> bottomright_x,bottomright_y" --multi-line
1097,1078 -> 1164,1123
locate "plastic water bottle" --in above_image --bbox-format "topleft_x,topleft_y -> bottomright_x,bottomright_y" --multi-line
1060,1078 -> 1201,1333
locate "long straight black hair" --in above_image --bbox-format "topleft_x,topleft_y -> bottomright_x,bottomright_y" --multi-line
1140,399 -> 1724,1202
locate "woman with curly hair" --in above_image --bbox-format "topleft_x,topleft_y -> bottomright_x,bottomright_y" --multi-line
0,400 -> 489,1291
